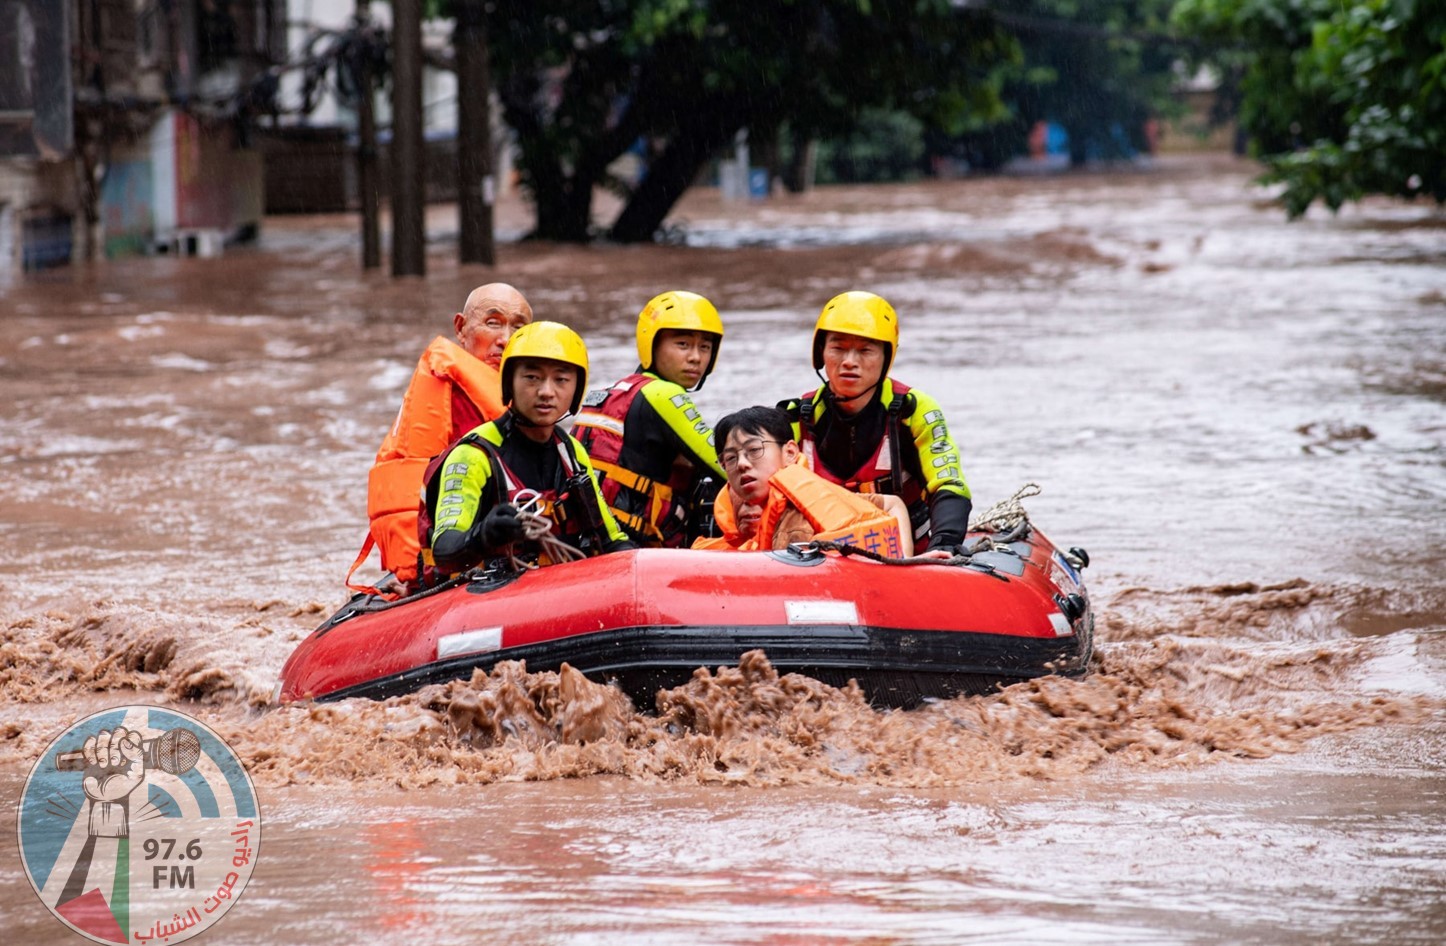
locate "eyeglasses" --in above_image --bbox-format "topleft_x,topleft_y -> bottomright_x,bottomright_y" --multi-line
719,440 -> 783,472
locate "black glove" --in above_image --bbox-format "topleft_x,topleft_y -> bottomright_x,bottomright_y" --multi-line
481,503 -> 527,547
925,493 -> 972,552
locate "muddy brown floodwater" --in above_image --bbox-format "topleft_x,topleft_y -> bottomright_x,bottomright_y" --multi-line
1,155 -> 1444,944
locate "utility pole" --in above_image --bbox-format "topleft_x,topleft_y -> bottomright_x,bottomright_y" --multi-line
453,0 -> 494,265
390,0 -> 425,276
356,1 -> 380,269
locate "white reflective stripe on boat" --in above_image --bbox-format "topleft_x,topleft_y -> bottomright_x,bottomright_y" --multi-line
1048,613 -> 1074,637
437,626 -> 504,660
785,600 -> 858,625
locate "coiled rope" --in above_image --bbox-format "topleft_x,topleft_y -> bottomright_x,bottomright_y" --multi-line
507,492 -> 588,570
969,482 -> 1041,534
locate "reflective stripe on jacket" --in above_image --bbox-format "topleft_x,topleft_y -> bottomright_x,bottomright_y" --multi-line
423,416 -> 629,576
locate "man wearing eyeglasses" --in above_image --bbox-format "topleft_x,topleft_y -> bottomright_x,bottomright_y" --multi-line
692,406 -> 914,555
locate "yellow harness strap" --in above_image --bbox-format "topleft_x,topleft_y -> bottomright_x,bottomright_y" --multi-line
591,459 -> 673,540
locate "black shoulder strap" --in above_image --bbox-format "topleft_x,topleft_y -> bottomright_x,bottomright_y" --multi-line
556,432 -> 588,478
796,394 -> 816,440
553,434 -> 613,548
468,436 -> 514,514
884,392 -> 908,491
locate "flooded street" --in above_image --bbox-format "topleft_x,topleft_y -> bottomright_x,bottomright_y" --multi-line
2,155 -> 1444,943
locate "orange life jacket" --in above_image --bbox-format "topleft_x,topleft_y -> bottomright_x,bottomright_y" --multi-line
692,457 -> 904,556
347,338 -> 505,594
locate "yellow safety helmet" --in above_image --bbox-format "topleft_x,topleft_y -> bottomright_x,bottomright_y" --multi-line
812,291 -> 899,376
636,290 -> 724,389
500,321 -> 590,416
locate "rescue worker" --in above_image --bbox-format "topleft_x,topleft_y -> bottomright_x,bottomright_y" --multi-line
779,291 -> 972,553
572,290 -> 726,547
692,406 -> 912,555
422,321 -> 634,578
348,283 -> 532,594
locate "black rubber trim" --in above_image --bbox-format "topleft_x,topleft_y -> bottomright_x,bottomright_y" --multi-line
313,568 -> 523,638
313,618 -> 1093,710
964,550 -> 1028,576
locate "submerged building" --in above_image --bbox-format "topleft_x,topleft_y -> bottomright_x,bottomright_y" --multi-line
0,0 -> 283,275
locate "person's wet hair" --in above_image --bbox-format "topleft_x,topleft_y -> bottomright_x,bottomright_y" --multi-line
714,406 -> 794,449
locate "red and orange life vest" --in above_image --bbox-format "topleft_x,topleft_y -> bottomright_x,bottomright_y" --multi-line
692,457 -> 904,555
796,380 -> 926,515
573,372 -> 693,546
347,337 -> 505,594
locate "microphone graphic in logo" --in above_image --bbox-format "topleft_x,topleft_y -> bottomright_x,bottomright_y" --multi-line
19,708 -> 260,945
54,727 -> 202,774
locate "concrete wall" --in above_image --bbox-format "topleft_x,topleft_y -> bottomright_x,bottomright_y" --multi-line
95,110 -> 266,258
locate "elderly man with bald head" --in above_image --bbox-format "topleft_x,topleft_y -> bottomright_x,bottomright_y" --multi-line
347,283 -> 534,595
454,283 -> 535,376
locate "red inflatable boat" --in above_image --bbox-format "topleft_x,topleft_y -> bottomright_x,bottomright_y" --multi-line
278,526 -> 1092,710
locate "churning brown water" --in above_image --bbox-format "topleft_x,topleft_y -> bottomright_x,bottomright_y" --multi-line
2,155 -> 1444,944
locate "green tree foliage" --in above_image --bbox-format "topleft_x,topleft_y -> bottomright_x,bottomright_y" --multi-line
807,109 -> 929,184
1172,0 -> 1341,156
953,0 -> 1183,169
1172,0 -> 1446,215
465,0 -> 1014,242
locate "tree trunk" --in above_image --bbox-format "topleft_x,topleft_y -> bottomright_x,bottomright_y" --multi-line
390,0 -> 426,276
525,160 -> 595,242
73,117 -> 101,262
355,2 -> 380,270
782,127 -> 816,194
752,123 -> 779,194
496,61 -> 642,243
1068,127 -> 1089,168
454,0 -> 494,265
607,122 -> 737,243
498,95 -> 595,242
